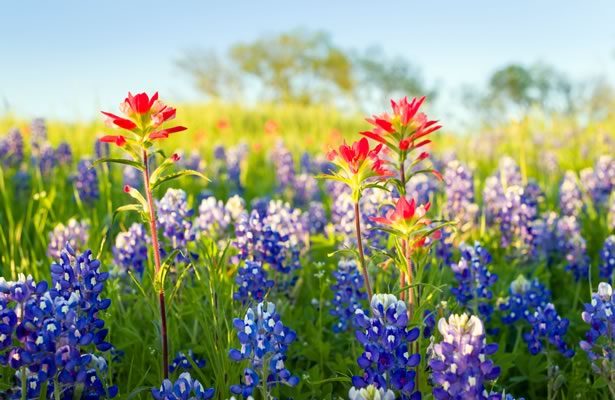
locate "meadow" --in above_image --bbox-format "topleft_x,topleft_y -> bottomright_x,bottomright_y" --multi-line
0,94 -> 613,400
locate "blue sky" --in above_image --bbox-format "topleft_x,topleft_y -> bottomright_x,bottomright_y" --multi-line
1,0 -> 614,121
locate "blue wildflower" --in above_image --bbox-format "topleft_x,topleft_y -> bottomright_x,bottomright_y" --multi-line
169,350 -> 206,373
113,223 -> 150,278
47,219 -> 89,259
523,303 -> 574,358
599,235 -> 615,282
152,372 -> 214,400
74,158 -> 100,204
429,313 -> 501,400
233,261 -> 274,305
330,259 -> 367,333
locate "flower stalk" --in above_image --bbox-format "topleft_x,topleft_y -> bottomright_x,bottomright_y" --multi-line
354,201 -> 373,300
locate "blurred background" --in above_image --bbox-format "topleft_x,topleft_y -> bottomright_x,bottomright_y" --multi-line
2,0 -> 615,131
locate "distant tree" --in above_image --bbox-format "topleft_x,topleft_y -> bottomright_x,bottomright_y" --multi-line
353,47 -> 436,109
482,63 -> 574,117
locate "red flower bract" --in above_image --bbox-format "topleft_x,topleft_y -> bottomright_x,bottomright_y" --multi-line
125,92 -> 159,115
327,137 -> 387,175
99,135 -> 127,147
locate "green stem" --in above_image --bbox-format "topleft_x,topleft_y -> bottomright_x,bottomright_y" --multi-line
142,149 -> 170,379
354,201 -> 373,300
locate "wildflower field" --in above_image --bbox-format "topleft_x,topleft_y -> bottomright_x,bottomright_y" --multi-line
0,94 -> 613,400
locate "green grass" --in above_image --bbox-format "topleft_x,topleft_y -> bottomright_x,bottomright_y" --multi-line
0,102 -> 614,399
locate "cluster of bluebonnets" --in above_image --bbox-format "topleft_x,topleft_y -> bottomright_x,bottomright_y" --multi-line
0,100 -> 614,400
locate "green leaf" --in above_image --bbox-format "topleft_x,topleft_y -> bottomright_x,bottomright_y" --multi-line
92,158 -> 145,171
123,187 -> 149,211
151,169 -> 209,191
154,249 -> 181,291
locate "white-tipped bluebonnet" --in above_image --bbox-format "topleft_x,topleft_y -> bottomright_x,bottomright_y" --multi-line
330,259 -> 367,333
555,215 -> 590,280
113,223 -> 150,278
94,137 -> 110,159
497,185 -> 539,254
302,201 -> 328,236
581,156 -> 614,209
292,172 -> 320,206
483,156 -> 523,223
152,372 -> 214,400
600,235 -> 615,282
530,212 -> 560,263
406,172 -> 440,205
226,143 -> 249,194
195,196 -> 233,239
523,303 -> 574,358
428,313 -> 501,400
36,143 -> 57,176
349,384 -> 396,400
47,219 -> 90,259
123,165 -> 142,189
233,260 -> 274,305
435,227 -> 455,268
0,244 -> 118,399
352,294 -> 421,399
169,350 -> 206,373
0,128 -> 24,168
157,188 -> 195,251
443,160 -> 478,228
559,171 -> 583,216
74,158 -> 100,204
229,302 -> 299,397
270,140 -> 295,191
579,282 -> 614,384
30,118 -> 47,151
451,243 -> 497,321
56,141 -> 73,167
234,199 -> 307,275
331,187 -> 391,254
498,275 -> 551,324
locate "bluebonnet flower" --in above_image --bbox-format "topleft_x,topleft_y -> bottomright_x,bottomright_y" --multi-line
229,302 -> 299,398
113,223 -> 150,278
406,173 -> 439,205
56,141 -> 73,167
0,244 -> 118,399
530,212 -> 560,263
482,156 -> 523,223
30,118 -> 47,151
581,156 -> 614,208
435,227 -> 455,268
443,160 -> 478,228
0,128 -> 24,168
74,158 -> 99,204
47,219 -> 89,259
330,259 -> 367,333
37,143 -> 57,176
169,350 -> 206,373
293,173 -> 320,206
451,243 -> 497,321
233,260 -> 274,305
270,140 -> 295,191
559,171 -> 583,216
600,235 -> 615,282
349,385 -> 396,400
301,201 -> 328,236
152,372 -> 214,400
94,137 -> 110,159
331,187 -> 391,254
423,310 -> 436,338
352,294 -> 421,399
524,303 -> 574,357
177,150 -> 205,172
300,152 -> 332,174
555,215 -> 590,280
123,165 -> 142,189
497,185 -> 538,254
579,282 -> 614,384
428,313 -> 501,400
157,188 -> 195,251
226,143 -> 249,194
234,200 -> 307,275
498,275 -> 551,325
195,196 -> 233,239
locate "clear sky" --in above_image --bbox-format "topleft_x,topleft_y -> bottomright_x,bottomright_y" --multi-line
1,0 -> 614,121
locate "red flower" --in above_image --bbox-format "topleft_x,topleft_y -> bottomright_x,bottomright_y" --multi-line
361,96 -> 441,152
327,137 -> 387,175
171,153 -> 181,162
372,196 -> 435,246
99,135 -> 127,147
101,92 -> 186,142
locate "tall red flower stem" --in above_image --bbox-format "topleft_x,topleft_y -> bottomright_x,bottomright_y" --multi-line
354,201 -> 373,300
142,148 -> 169,379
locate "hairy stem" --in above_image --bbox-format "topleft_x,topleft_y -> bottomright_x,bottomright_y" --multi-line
354,201 -> 373,300
142,149 -> 169,379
